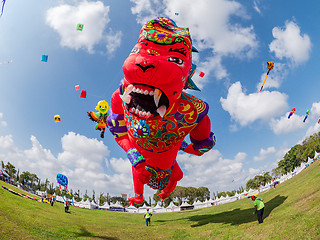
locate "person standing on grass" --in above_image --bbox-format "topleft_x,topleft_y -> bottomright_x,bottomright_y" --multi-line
64,200 -> 70,213
251,195 -> 264,224
144,208 -> 152,227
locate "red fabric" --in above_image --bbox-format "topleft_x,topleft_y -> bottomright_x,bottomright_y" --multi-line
199,72 -> 205,77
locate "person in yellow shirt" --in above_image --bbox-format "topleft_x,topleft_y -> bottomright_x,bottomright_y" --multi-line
144,208 -> 152,227
251,195 -> 265,224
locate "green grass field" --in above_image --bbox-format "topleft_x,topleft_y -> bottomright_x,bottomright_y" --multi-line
1,163 -> 320,240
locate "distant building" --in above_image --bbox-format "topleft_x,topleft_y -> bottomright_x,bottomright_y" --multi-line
121,193 -> 127,200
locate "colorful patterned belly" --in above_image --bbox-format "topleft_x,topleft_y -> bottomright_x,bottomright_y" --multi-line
145,165 -> 172,190
125,107 -> 198,152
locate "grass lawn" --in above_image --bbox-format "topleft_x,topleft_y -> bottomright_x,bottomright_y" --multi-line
1,162 -> 320,240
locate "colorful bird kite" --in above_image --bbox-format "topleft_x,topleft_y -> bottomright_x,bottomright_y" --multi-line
303,109 -> 310,123
260,62 -> 274,91
288,108 -> 296,119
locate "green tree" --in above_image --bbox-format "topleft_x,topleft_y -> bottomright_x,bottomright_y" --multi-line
92,190 -> 96,203
4,162 -> 16,178
98,192 -> 107,206
19,171 -> 31,186
185,186 -> 197,204
196,187 -> 210,202
171,186 -> 185,205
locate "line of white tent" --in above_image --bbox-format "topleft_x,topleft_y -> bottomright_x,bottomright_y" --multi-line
53,156 -> 315,213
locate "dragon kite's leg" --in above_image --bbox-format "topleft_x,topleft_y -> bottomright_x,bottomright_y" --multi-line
128,165 -> 146,205
158,161 -> 183,200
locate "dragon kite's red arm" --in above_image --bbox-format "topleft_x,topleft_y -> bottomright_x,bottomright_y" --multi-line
183,115 -> 215,156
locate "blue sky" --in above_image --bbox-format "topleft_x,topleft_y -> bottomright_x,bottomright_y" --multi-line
1,0 -> 320,199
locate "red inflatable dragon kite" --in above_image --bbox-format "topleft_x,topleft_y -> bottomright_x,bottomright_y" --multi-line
107,17 -> 215,205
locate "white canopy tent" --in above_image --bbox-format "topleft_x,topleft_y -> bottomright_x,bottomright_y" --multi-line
165,202 -> 180,212
99,201 -> 110,210
126,205 -> 138,213
152,202 -> 165,213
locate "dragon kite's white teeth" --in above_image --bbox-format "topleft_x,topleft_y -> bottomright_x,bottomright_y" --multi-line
120,84 -> 133,104
156,105 -> 167,118
153,88 -> 162,107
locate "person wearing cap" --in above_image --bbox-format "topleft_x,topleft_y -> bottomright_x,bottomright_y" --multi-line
144,208 -> 152,227
251,195 -> 264,224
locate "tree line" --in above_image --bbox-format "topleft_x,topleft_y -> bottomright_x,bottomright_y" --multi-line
246,131 -> 320,190
0,161 -> 217,207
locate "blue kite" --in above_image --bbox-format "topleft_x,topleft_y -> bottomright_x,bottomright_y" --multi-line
56,173 -> 73,205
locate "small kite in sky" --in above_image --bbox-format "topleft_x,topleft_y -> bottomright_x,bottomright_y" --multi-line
80,90 -> 86,98
41,55 -> 48,62
0,60 -> 13,64
288,108 -> 296,119
318,116 -> 320,124
175,13 -> 179,16
75,85 -> 80,91
88,100 -> 110,138
1,0 -> 6,17
199,72 -> 205,77
76,24 -> 84,31
260,62 -> 274,91
303,109 -> 310,122
54,115 -> 61,123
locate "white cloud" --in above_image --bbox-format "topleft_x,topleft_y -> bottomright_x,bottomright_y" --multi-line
302,123 -> 320,142
269,20 -> 311,65
105,30 -> 123,56
270,112 -> 305,135
177,149 -> 247,192
109,157 -> 132,174
46,1 -> 121,54
130,0 -> 258,83
220,81 -> 288,126
0,132 -> 133,198
310,102 -> 320,117
254,146 -> 276,162
0,135 -> 15,149
0,113 -> 7,127
253,0 -> 261,14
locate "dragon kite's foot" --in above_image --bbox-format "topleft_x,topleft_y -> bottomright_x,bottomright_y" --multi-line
128,196 -> 144,206
157,190 -> 170,200
100,132 -> 104,138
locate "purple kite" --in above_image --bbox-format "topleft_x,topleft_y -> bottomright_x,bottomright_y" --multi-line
1,0 -> 6,17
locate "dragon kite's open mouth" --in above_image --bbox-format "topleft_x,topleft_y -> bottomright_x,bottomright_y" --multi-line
120,84 -> 169,118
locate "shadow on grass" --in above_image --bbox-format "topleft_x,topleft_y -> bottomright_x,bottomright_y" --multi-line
160,195 -> 287,227
75,226 -> 119,240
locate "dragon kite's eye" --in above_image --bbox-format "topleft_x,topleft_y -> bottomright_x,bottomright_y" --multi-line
131,46 -> 140,54
168,56 -> 184,65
